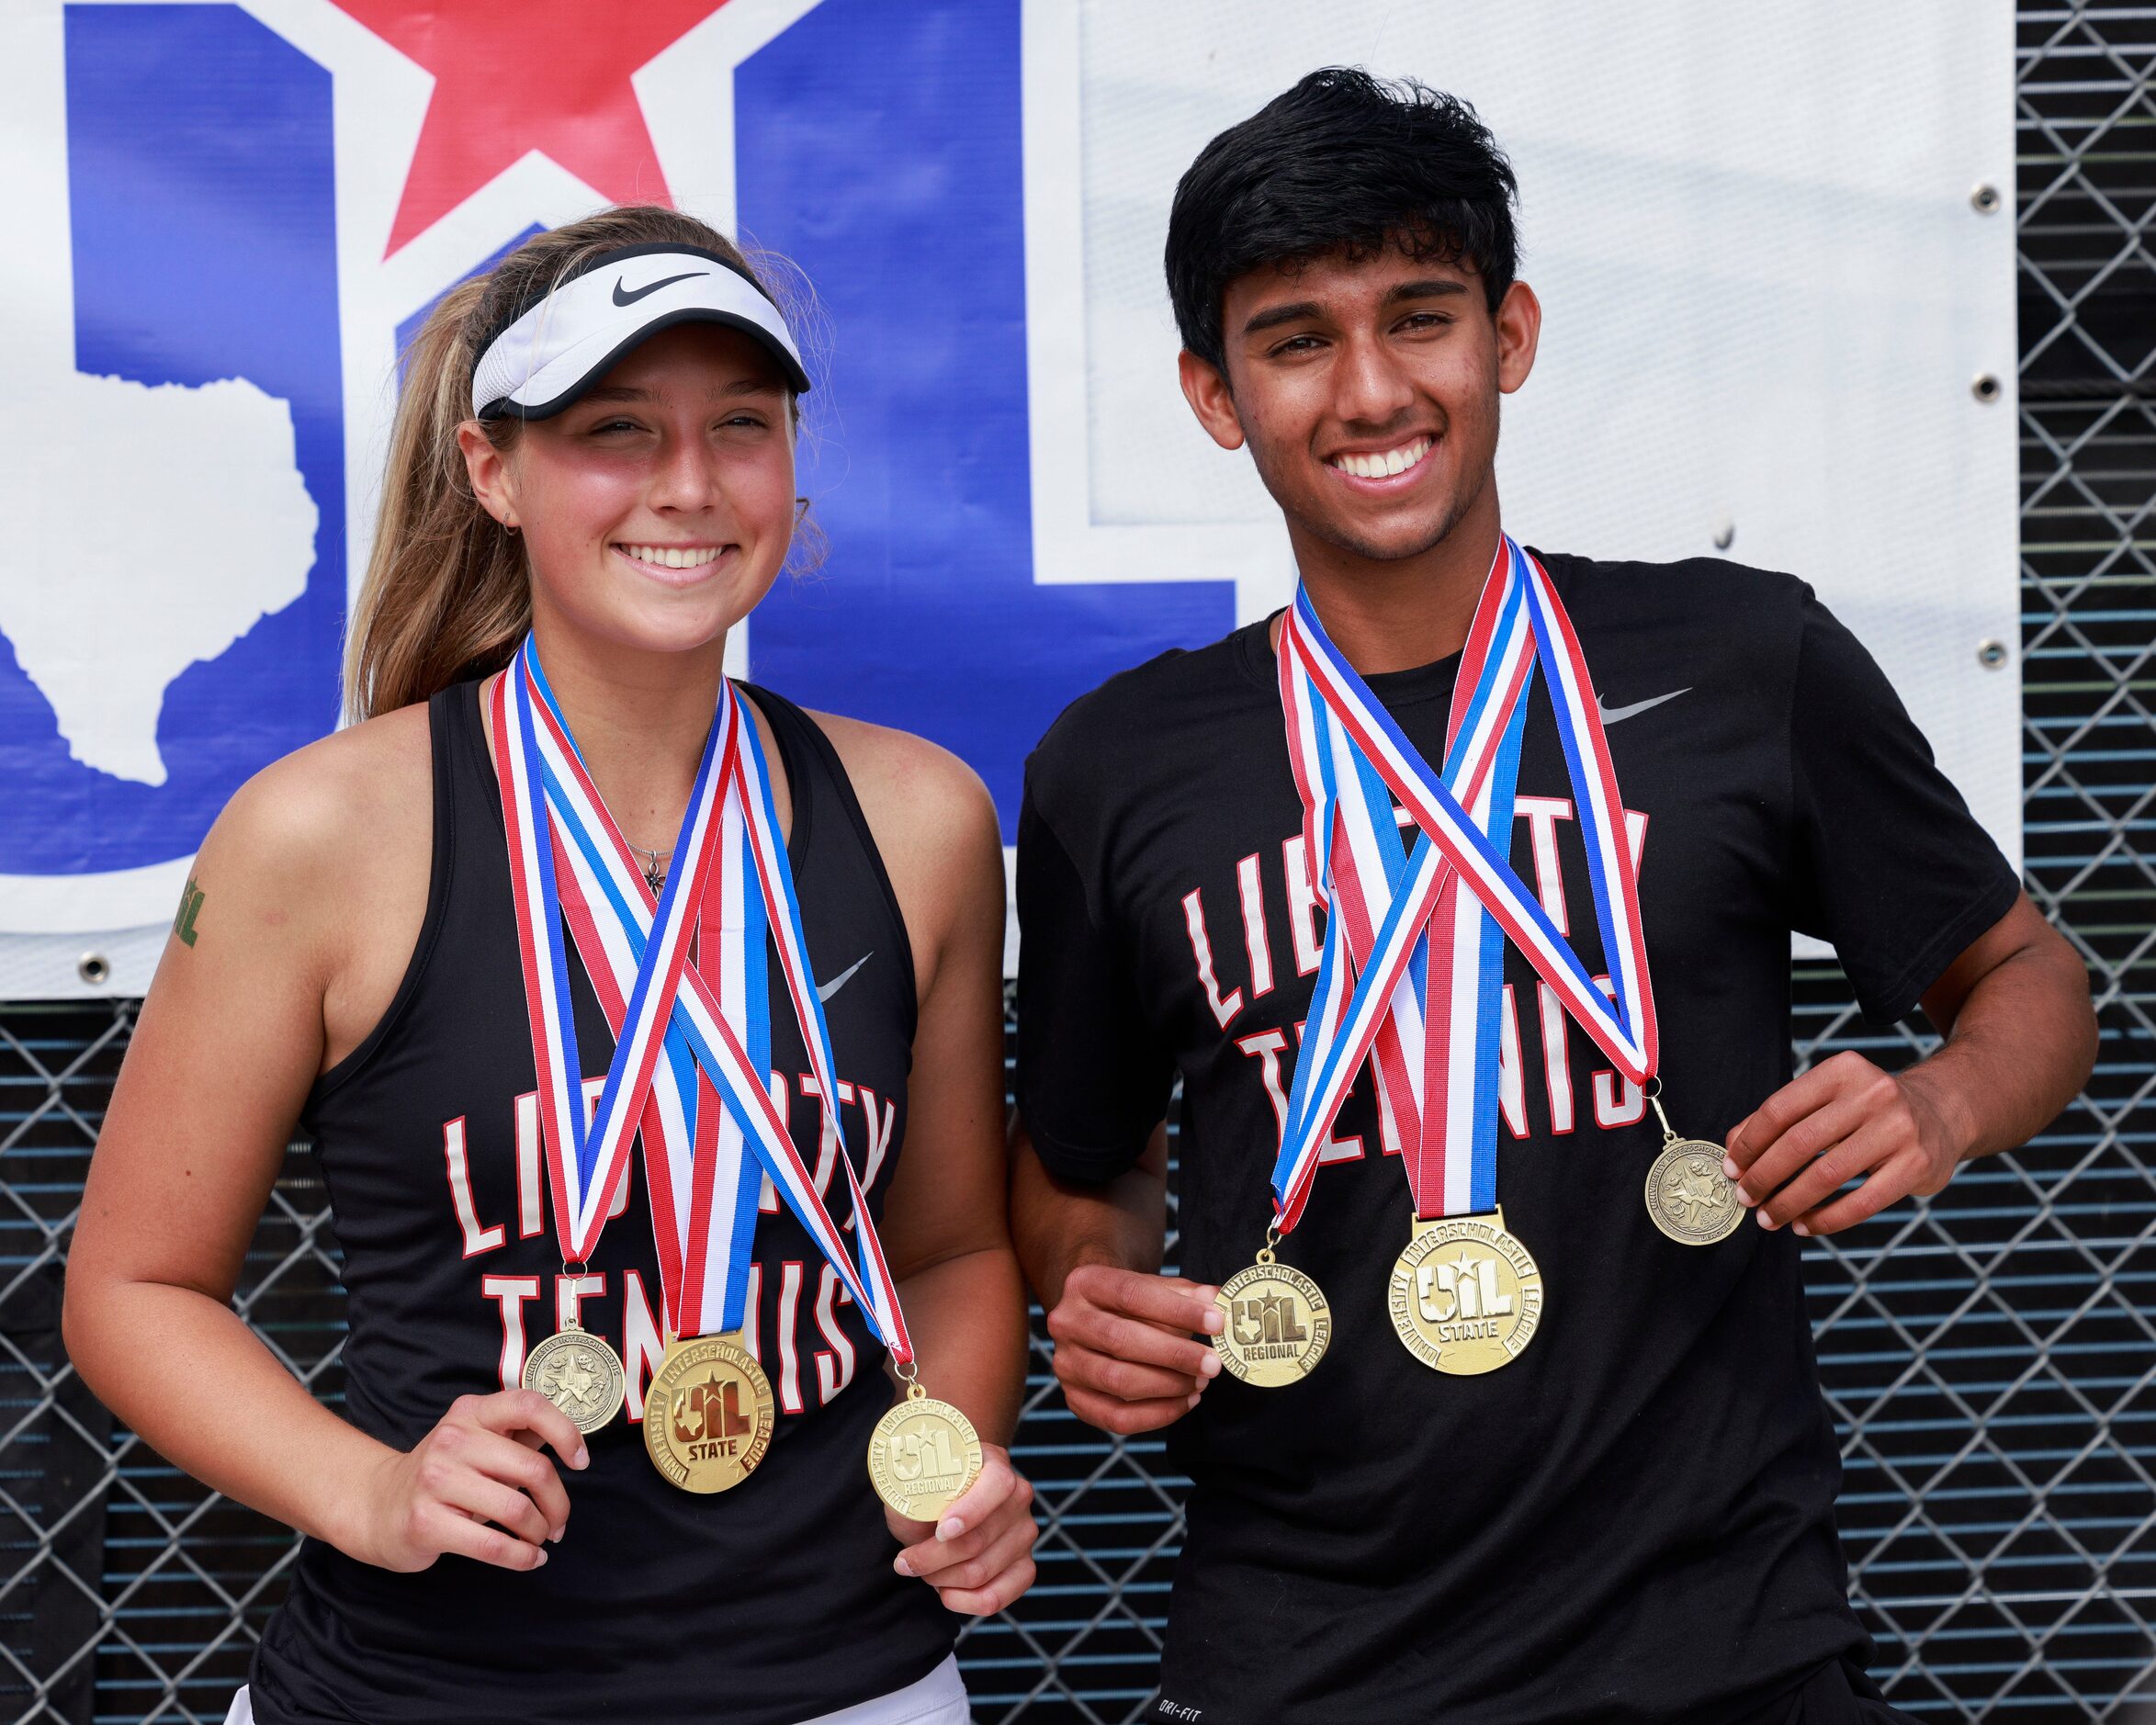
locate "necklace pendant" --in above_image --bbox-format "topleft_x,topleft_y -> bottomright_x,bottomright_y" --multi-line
866,1381 -> 984,1522
644,1332 -> 773,1493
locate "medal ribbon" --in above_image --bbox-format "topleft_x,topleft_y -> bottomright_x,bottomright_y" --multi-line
493,641 -> 734,1274
538,709 -> 766,1341
495,645 -> 914,1362
1270,536 -> 1657,1228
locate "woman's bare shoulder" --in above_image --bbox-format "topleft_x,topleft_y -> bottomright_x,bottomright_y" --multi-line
803,709 -> 999,868
210,700 -> 434,884
186,701 -> 436,1057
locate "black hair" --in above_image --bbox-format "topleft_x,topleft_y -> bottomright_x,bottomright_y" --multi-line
1164,68 -> 1519,375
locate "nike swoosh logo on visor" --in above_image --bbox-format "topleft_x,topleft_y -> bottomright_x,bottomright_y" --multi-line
816,953 -> 872,1004
612,270 -> 707,307
1597,687 -> 1691,725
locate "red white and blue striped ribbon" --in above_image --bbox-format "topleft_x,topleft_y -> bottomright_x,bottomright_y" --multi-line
494,644 -> 912,1361
492,641 -> 733,1275
1270,536 -> 1656,1229
539,713 -> 765,1343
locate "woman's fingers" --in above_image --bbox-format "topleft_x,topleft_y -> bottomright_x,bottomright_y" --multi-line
467,1429 -> 571,1539
393,1392 -> 579,1569
930,1516 -> 1039,1616
456,1472 -> 554,1548
422,1503 -> 550,1573
897,1465 -> 1033,1575
929,1448 -> 1017,1542
472,1389 -> 591,1470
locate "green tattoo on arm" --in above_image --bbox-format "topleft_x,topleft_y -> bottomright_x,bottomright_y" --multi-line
174,875 -> 205,948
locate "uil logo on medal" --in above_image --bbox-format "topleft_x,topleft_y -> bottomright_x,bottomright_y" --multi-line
1388,1212 -> 1544,1375
868,1385 -> 984,1523
644,1335 -> 775,1494
1213,1257 -> 1330,1386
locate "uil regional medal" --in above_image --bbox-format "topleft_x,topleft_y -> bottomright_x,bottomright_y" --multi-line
868,1381 -> 984,1522
491,644 -> 931,1500
1642,1091 -> 1743,1245
521,1319 -> 627,1435
644,1333 -> 775,1493
1263,538 -> 1664,1376
1388,1208 -> 1544,1374
1212,1235 -> 1330,1387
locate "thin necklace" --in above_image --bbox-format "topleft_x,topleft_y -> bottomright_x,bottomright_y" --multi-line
628,842 -> 673,893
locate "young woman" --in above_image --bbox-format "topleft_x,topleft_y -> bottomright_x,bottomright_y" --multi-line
64,206 -> 1034,1725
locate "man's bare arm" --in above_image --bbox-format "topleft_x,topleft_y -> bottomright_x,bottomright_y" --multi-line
1729,894 -> 2096,1235
1010,1120 -> 1225,1436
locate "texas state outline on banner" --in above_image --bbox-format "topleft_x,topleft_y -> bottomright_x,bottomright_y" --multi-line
0,0 -> 1238,978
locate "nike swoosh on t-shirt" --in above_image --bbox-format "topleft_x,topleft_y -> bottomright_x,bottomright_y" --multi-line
816,953 -> 871,1003
1597,687 -> 1691,725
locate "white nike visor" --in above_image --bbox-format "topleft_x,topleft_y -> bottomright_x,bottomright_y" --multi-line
470,242 -> 810,420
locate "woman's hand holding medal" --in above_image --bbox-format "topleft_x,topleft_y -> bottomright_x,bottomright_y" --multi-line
346,1389 -> 589,1573
886,1442 -> 1038,1616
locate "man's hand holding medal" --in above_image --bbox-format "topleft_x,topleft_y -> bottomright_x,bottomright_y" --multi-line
1044,1263 -> 1224,1436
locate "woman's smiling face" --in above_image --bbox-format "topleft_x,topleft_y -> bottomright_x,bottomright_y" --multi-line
466,321 -> 797,659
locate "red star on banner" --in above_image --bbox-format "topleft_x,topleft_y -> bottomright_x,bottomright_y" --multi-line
333,0 -> 733,255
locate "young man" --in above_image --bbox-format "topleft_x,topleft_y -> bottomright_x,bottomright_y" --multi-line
1010,69 -> 2095,1725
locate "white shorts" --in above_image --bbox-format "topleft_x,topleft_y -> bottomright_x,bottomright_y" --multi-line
222,1652 -> 970,1725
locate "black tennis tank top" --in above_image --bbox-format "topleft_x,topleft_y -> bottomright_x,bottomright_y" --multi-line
248,680 -> 953,1725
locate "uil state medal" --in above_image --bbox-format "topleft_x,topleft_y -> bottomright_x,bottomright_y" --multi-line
868,1384 -> 984,1522
644,1333 -> 775,1494
1388,1209 -> 1544,1375
521,1321 -> 626,1434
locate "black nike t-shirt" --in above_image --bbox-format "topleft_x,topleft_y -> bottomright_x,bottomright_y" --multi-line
1016,553 -> 2020,1725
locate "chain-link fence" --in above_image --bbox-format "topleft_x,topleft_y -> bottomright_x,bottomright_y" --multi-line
3,4 -> 2152,1720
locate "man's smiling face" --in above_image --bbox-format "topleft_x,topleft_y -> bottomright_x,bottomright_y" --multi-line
1180,245 -> 1540,569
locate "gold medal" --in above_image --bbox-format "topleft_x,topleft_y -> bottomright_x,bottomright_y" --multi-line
1388,1207 -> 1544,1374
1213,1236 -> 1331,1387
643,1332 -> 774,1493
1643,1093 -> 1744,1246
866,1381 -> 983,1522
522,1320 -> 627,1435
